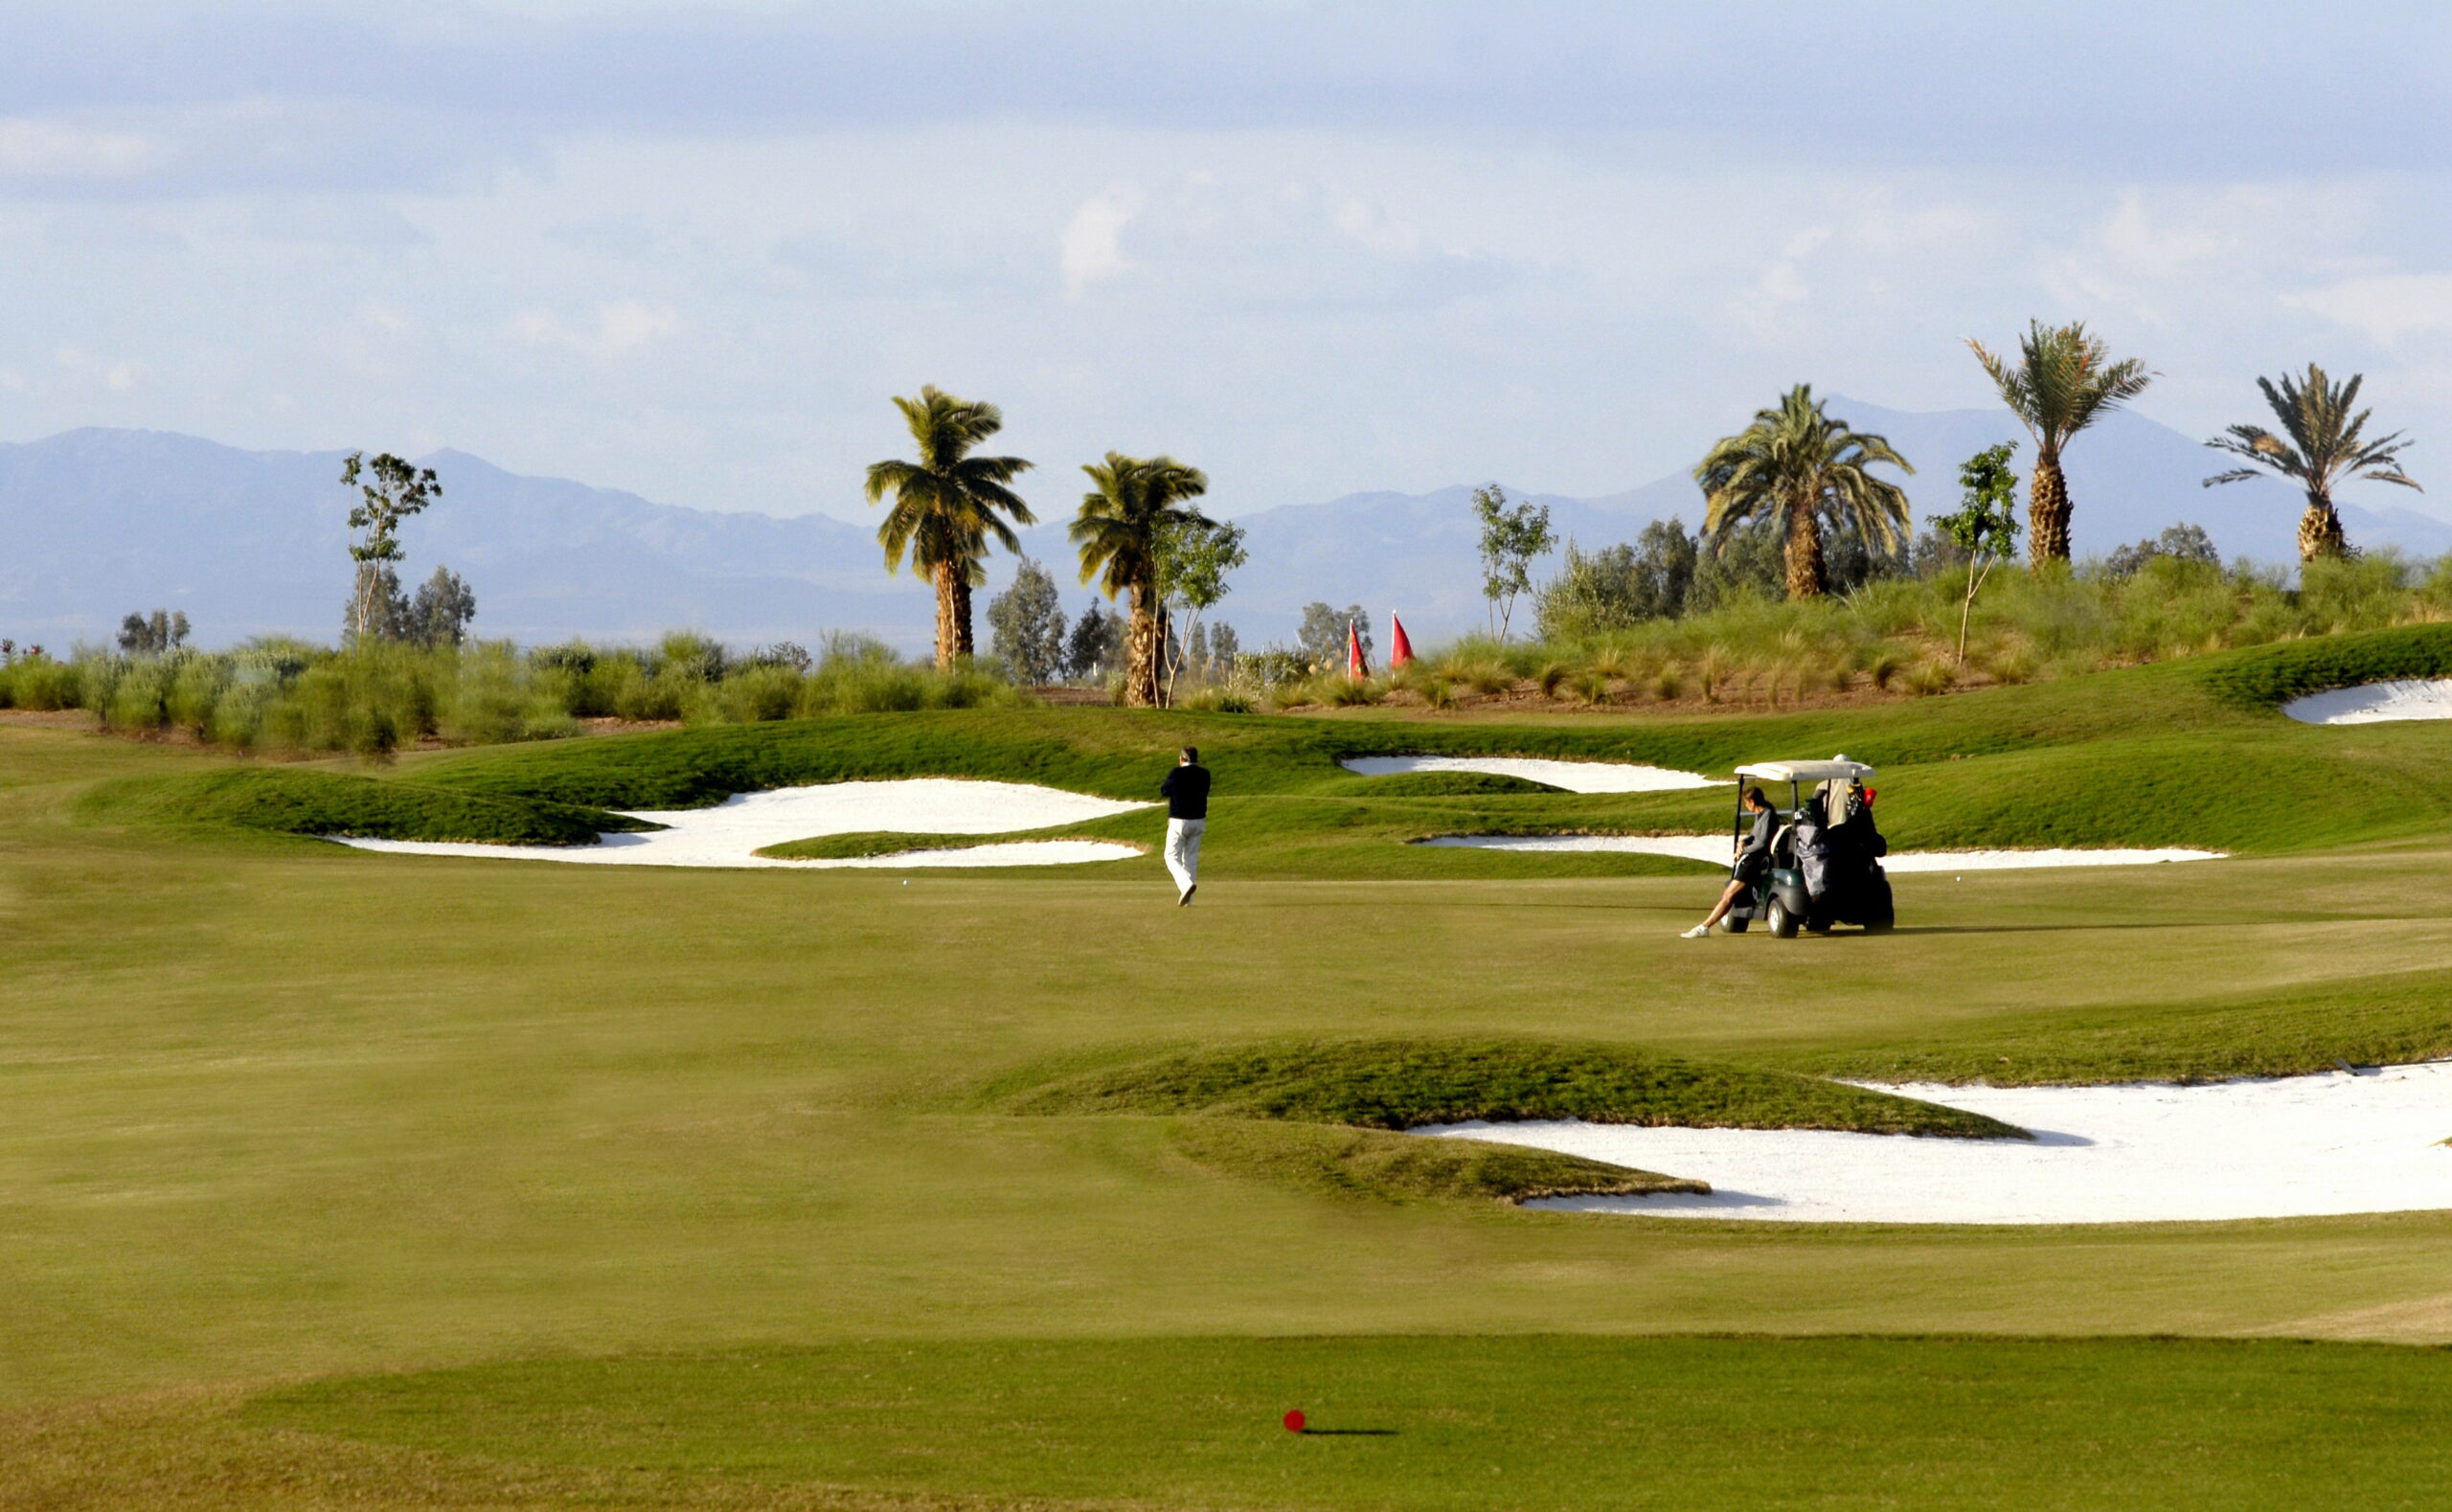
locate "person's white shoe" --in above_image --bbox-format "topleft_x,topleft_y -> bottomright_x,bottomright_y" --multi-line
1680,924 -> 1711,938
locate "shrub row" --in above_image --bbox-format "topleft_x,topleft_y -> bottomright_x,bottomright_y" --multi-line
0,631 -> 1025,755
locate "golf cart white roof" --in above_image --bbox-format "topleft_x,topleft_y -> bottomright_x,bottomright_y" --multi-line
1736,757 -> 1876,782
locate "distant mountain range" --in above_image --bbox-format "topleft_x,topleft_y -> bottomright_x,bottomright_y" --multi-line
3,403 -> 2445,654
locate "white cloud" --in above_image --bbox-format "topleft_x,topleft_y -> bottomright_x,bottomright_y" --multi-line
54,347 -> 147,392
1331,196 -> 1420,256
0,118 -> 161,180
2284,274 -> 2452,346
1059,188 -> 1139,297
2039,181 -> 2386,331
1727,225 -> 1830,338
506,299 -> 681,357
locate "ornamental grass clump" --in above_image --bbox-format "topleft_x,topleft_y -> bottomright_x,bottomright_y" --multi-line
1465,662 -> 1513,695
1904,659 -> 1957,696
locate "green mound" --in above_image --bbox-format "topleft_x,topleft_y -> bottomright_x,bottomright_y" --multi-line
1008,1037 -> 2023,1139
2195,622 -> 2452,711
1794,966 -> 2452,1087
755,830 -> 1016,861
78,767 -> 648,846
1329,771 -> 1565,796
1167,1117 -> 1701,1204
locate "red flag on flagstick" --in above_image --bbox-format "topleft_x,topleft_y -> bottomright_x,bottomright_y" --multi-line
1389,615 -> 1414,668
1346,621 -> 1369,679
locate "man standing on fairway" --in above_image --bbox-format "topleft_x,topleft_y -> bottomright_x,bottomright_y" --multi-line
1160,746 -> 1210,905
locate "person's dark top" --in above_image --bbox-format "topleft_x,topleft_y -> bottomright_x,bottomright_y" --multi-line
1161,763 -> 1211,820
1739,805 -> 1776,859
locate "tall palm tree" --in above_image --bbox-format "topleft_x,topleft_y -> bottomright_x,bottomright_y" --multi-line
1694,385 -> 1913,599
1967,320 -> 2154,563
864,386 -> 1034,667
2203,364 -> 2420,561
1071,452 -> 1212,707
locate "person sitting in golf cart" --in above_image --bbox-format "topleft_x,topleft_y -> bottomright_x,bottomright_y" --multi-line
1681,786 -> 1776,938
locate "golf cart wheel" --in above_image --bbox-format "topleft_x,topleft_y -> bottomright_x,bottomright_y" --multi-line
1721,914 -> 1750,935
1766,897 -> 1801,938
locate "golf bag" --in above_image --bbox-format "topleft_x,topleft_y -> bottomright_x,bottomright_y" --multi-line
1808,781 -> 1895,931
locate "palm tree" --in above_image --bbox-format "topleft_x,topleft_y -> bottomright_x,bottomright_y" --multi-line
1967,320 -> 2154,563
2203,364 -> 2420,561
864,386 -> 1034,667
1070,452 -> 1213,707
1693,385 -> 1913,599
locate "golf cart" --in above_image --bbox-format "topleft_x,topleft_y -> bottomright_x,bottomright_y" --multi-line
1720,757 -> 1895,937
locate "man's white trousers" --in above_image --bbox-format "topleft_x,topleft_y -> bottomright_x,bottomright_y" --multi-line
1164,817 -> 1205,895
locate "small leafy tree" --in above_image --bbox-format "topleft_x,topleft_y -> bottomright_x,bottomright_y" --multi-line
1936,442 -> 2021,666
341,452 -> 442,643
986,556 -> 1068,685
1295,601 -> 1371,671
116,609 -> 191,656
1191,621 -> 1242,678
1063,601 -> 1124,683
1155,517 -> 1248,700
408,567 -> 477,647
1471,483 -> 1555,639
2101,523 -> 2220,580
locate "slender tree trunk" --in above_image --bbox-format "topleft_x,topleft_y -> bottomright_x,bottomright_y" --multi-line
1123,583 -> 1162,708
1163,607 -> 1194,708
2297,489 -> 2347,561
950,575 -> 975,661
1782,504 -> 1826,599
1957,556 -> 1994,666
2029,450 -> 2071,563
1153,606 -> 1173,709
932,561 -> 962,669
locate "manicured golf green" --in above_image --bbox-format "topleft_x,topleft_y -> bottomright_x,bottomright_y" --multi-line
9,634 -> 2452,1507
234,1337 -> 2452,1511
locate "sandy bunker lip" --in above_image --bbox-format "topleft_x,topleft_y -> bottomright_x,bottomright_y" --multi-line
2283,678 -> 2452,725
330,778 -> 1147,869
1419,1061 -> 2452,1225
1416,834 -> 2224,869
1339,755 -> 1716,792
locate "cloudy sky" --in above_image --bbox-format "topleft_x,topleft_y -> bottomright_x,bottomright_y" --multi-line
4,1 -> 2450,523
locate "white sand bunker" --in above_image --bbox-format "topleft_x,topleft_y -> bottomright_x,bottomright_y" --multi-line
1416,834 -> 2221,869
1340,755 -> 1715,793
2283,679 -> 2452,725
1423,1061 -> 2452,1225
331,779 -> 1147,869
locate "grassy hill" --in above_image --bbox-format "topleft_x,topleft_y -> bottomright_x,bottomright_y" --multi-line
79,623 -> 2452,867
11,627 -> 2452,1507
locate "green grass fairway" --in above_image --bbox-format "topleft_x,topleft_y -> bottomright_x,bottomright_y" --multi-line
11,635 -> 2452,1507
223,1337 -> 2452,1512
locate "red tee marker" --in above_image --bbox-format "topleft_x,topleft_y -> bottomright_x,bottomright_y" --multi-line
1283,1409 -> 1307,1433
